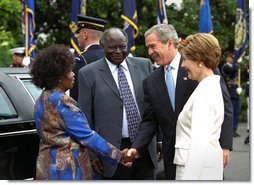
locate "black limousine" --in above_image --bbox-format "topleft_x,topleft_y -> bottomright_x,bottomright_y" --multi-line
0,68 -> 41,180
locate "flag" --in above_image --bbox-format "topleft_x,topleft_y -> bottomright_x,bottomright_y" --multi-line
233,0 -> 248,63
22,0 -> 36,59
69,0 -> 86,54
157,0 -> 168,24
121,0 -> 138,54
199,0 -> 213,33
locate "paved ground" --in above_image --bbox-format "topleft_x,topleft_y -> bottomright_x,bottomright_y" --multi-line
156,122 -> 250,181
224,122 -> 250,181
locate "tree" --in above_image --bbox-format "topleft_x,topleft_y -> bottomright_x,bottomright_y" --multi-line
0,0 -> 249,121
0,0 -> 249,68
0,0 -> 23,67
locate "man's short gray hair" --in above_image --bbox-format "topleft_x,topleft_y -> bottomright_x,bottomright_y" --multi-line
144,24 -> 179,48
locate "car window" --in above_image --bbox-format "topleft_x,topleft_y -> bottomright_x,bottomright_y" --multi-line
0,87 -> 18,120
21,80 -> 42,101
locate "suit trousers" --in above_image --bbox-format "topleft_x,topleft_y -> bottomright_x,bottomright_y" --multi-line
103,138 -> 155,180
231,98 -> 240,133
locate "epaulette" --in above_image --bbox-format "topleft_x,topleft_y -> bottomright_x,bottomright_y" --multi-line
74,57 -> 81,62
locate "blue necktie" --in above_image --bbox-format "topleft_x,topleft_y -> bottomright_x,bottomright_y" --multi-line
118,65 -> 140,143
166,66 -> 175,110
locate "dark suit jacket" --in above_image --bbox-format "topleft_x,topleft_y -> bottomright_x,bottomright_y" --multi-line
70,45 -> 104,101
78,57 -> 157,178
132,57 -> 233,180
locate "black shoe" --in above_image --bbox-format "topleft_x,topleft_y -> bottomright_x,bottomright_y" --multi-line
244,136 -> 249,144
233,132 -> 240,137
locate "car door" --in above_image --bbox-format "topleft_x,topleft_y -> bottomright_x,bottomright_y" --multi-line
0,68 -> 41,180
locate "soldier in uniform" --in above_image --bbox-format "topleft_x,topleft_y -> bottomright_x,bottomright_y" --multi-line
70,15 -> 108,101
10,47 -> 30,68
221,53 -> 241,137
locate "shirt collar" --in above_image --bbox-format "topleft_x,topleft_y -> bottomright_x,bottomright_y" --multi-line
106,58 -> 128,73
84,43 -> 100,51
226,62 -> 233,67
165,51 -> 181,71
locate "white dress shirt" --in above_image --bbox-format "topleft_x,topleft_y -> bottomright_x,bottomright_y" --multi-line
164,51 -> 181,85
106,58 -> 140,138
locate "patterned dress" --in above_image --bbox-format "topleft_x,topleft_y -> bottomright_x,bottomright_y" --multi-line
34,89 -> 121,180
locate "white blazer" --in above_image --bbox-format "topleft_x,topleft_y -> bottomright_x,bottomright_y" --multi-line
174,75 -> 224,180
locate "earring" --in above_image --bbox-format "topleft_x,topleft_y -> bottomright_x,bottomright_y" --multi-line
198,63 -> 203,68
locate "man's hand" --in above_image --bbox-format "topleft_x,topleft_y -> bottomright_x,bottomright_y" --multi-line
157,142 -> 163,162
120,148 -> 133,167
223,149 -> 230,168
125,148 -> 138,162
91,158 -> 103,174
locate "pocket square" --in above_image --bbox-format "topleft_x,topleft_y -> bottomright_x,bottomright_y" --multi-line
183,77 -> 188,80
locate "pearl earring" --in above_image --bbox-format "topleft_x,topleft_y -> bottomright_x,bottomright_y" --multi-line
198,63 -> 203,68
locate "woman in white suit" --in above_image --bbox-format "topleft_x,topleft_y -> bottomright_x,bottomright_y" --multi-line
174,33 -> 225,180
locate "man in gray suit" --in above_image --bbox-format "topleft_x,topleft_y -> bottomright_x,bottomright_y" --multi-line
78,27 -> 157,179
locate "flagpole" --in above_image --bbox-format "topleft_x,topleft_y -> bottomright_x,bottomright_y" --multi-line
25,4 -> 29,57
238,68 -> 241,86
70,0 -> 87,55
81,0 -> 86,15
157,0 -> 168,24
234,0 -> 248,88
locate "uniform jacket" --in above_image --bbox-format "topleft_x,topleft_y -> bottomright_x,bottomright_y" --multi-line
78,57 -> 157,177
70,44 -> 104,101
221,62 -> 240,99
132,56 -> 233,179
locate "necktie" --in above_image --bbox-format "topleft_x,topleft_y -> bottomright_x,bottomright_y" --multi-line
118,65 -> 140,143
165,66 -> 175,110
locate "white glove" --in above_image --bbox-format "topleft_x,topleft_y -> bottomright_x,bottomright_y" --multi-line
21,56 -> 31,67
236,86 -> 242,95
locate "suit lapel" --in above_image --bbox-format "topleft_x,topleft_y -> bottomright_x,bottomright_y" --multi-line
126,58 -> 139,98
175,57 -> 197,115
98,59 -> 121,99
175,58 -> 186,111
153,66 -> 174,113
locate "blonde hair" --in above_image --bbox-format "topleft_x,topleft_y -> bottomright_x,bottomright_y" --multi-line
179,33 -> 221,69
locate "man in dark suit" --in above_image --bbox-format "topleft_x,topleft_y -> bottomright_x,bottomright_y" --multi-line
78,27 -> 157,179
70,15 -> 108,101
126,24 -> 233,180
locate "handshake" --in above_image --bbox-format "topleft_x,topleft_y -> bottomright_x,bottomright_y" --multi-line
120,148 -> 138,167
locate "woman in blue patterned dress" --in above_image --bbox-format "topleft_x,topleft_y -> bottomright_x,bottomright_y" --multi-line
31,44 -> 128,180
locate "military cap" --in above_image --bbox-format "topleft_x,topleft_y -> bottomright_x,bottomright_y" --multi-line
76,14 -> 108,33
11,47 -> 25,56
10,47 -> 31,67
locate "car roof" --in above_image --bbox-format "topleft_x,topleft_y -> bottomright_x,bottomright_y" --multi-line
0,67 -> 31,79
0,67 -> 30,74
